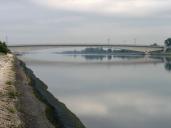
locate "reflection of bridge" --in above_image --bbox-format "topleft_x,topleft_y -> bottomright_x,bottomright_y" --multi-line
20,56 -> 163,67
9,44 -> 164,53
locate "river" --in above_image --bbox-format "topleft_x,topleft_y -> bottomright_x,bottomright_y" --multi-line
18,48 -> 171,128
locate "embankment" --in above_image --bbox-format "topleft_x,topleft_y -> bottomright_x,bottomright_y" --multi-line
16,57 -> 86,128
0,53 -> 86,128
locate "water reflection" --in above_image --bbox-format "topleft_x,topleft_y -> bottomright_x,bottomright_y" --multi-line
149,55 -> 171,72
56,54 -> 171,71
18,51 -> 171,128
63,91 -> 171,128
164,57 -> 171,71
81,54 -> 145,60
75,54 -> 171,72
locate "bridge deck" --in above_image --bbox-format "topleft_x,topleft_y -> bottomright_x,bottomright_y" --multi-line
8,44 -> 164,53
9,44 -> 164,48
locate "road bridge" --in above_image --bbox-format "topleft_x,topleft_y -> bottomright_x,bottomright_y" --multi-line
9,44 -> 164,53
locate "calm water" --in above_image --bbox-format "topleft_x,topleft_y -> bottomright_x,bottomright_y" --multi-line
19,48 -> 171,128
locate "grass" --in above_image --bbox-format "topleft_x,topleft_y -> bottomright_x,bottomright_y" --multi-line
5,80 -> 20,98
6,80 -> 12,85
45,106 -> 60,128
7,106 -> 16,114
7,88 -> 20,99
0,41 -> 10,54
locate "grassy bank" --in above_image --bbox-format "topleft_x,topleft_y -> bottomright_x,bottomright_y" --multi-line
0,54 -> 21,128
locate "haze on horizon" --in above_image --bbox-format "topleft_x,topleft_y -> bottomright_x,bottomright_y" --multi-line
0,0 -> 171,45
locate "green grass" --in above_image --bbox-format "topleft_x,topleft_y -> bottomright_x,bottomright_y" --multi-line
6,81 -> 12,85
0,41 -> 10,54
7,106 -> 16,113
7,89 -> 19,99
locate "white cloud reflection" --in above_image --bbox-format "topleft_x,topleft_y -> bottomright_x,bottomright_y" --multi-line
63,99 -> 108,116
61,91 -> 171,118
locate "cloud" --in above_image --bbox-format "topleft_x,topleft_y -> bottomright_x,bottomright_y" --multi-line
31,0 -> 171,16
0,0 -> 170,44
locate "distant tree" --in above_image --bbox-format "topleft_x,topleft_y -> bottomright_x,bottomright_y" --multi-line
107,48 -> 112,53
0,41 -> 10,54
151,43 -> 158,46
165,38 -> 171,47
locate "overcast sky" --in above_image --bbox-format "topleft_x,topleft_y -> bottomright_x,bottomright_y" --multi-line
0,0 -> 171,45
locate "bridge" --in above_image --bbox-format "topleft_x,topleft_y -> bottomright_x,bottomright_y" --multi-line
9,44 -> 164,53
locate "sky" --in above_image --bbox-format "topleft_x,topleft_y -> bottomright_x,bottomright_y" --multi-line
0,0 -> 171,45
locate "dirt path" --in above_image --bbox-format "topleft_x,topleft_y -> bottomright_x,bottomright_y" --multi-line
15,58 -> 55,128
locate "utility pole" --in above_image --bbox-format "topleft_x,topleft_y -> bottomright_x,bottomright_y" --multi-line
5,35 -> 8,44
134,38 -> 137,45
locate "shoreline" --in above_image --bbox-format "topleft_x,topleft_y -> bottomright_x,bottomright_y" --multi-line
0,53 -> 86,128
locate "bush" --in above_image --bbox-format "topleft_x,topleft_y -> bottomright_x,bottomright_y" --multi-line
0,41 -> 10,54
165,38 -> 171,47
